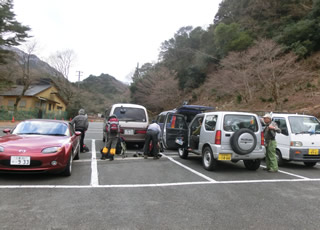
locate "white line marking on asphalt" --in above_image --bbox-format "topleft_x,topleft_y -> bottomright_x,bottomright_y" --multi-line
90,139 -> 99,187
1,178 -> 320,189
260,165 -> 310,179
161,153 -> 216,182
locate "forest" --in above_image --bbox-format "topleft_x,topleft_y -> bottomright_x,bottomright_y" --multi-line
131,0 -> 320,116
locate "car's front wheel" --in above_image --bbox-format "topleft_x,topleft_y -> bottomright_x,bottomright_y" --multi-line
62,154 -> 73,177
74,145 -> 80,160
243,159 -> 261,171
178,148 -> 188,159
202,146 -> 217,171
276,150 -> 285,166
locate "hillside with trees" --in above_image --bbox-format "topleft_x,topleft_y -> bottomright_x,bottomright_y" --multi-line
131,0 -> 320,116
1,0 -> 320,118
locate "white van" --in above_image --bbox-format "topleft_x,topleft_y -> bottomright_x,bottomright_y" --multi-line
271,113 -> 320,167
103,103 -> 149,147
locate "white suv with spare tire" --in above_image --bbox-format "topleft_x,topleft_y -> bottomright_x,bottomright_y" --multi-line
173,111 -> 265,171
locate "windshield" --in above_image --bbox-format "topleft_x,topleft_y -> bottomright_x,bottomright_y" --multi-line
288,116 -> 320,134
12,121 -> 69,136
223,114 -> 258,132
113,107 -> 147,122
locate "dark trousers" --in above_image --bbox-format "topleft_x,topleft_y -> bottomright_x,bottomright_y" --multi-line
76,128 -> 85,152
144,130 -> 159,156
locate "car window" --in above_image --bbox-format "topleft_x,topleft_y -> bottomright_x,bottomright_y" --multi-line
223,115 -> 258,132
13,121 -> 69,136
157,114 -> 165,123
288,116 -> 320,134
166,114 -> 187,129
205,115 -> 217,131
190,117 -> 203,133
113,107 -> 147,122
273,117 -> 288,135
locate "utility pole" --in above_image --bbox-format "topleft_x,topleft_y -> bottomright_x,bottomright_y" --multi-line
76,71 -> 83,88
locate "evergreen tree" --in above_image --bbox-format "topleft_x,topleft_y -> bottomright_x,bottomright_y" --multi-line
0,0 -> 30,64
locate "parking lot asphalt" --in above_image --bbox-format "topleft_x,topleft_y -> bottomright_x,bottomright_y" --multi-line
0,121 -> 320,230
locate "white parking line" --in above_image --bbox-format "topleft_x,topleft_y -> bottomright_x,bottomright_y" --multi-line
1,178 -> 320,189
260,165 -> 310,179
161,153 -> 216,182
90,139 -> 99,187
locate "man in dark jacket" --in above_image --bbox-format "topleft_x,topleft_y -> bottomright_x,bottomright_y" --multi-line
70,109 -> 89,153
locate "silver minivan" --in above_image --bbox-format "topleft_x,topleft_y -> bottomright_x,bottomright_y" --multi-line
103,103 -> 149,147
172,111 -> 265,171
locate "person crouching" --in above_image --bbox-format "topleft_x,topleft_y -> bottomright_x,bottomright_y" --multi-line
144,120 -> 161,159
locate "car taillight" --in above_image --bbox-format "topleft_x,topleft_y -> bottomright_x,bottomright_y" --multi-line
215,130 -> 221,145
261,132 -> 264,146
171,116 -> 176,128
135,129 -> 147,134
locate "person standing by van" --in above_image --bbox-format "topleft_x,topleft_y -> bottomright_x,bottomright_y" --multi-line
144,120 -> 161,159
262,113 -> 281,172
70,108 -> 89,153
101,114 -> 120,161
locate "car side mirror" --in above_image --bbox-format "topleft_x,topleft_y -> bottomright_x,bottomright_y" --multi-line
75,131 -> 82,136
3,129 -> 11,134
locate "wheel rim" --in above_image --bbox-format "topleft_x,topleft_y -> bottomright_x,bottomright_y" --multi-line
203,151 -> 211,168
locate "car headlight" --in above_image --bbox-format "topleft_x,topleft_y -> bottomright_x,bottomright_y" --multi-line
42,147 -> 61,154
290,141 -> 303,147
0,146 -> 4,152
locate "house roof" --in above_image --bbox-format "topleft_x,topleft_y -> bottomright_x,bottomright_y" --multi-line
0,85 -> 52,96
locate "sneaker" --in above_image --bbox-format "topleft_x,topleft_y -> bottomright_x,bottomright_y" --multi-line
268,169 -> 278,173
263,168 -> 270,171
109,157 -> 114,161
100,156 -> 106,160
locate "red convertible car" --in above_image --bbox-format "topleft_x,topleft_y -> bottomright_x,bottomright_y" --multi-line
0,119 -> 81,176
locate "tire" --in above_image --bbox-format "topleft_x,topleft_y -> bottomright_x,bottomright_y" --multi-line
230,128 -> 257,155
178,148 -> 188,159
304,162 -> 317,167
74,145 -> 80,160
202,146 -> 217,171
62,154 -> 73,177
243,159 -> 261,171
276,150 -> 285,166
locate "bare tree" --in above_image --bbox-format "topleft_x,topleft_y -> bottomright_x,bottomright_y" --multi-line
252,39 -> 303,110
49,49 -> 76,80
132,66 -> 180,112
14,40 -> 39,111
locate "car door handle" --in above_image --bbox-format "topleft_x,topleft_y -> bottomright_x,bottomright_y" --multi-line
225,134 -> 231,137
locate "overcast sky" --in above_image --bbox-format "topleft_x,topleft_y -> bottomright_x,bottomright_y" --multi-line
13,0 -> 222,83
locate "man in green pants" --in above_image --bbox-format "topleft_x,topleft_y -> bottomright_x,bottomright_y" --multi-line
262,113 -> 281,172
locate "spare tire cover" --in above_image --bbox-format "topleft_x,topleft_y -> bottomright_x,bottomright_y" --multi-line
230,128 -> 257,155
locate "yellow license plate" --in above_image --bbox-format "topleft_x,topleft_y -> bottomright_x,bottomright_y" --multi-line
308,149 -> 319,155
218,153 -> 232,161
